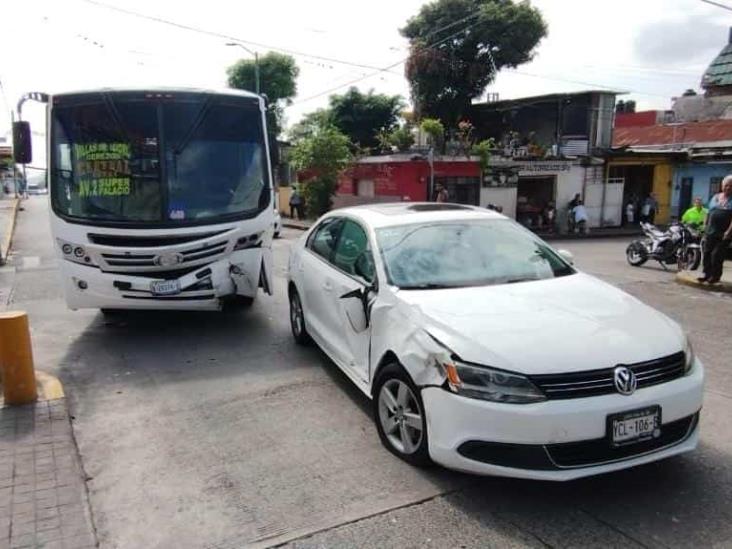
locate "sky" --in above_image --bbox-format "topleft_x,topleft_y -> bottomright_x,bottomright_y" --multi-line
1,0 -> 730,162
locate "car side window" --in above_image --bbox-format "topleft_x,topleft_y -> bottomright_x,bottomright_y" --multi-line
333,219 -> 375,282
307,217 -> 343,262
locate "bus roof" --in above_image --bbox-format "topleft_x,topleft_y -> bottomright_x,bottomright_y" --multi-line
51,87 -> 261,100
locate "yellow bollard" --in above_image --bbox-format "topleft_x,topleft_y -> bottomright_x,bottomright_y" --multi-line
0,311 -> 38,405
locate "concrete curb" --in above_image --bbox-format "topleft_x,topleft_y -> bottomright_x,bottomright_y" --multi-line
282,220 -> 312,231
0,197 -> 20,265
0,370 -> 65,408
676,271 -> 732,294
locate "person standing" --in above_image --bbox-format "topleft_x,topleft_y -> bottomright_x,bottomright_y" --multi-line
699,176 -> 732,284
644,193 -> 659,224
568,193 -> 581,232
572,200 -> 589,234
625,201 -> 635,225
681,197 -> 707,229
289,188 -> 303,220
434,184 -> 449,203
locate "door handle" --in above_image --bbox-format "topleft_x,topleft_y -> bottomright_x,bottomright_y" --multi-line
322,281 -> 333,292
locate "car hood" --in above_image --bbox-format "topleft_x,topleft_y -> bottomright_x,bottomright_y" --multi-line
393,273 -> 684,375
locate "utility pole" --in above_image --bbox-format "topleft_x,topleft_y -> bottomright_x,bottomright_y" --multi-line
226,42 -> 260,95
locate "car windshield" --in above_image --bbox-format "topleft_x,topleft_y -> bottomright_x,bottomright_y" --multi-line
376,219 -> 575,289
50,92 -> 269,226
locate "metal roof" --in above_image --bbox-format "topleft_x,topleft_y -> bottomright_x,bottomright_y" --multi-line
702,43 -> 732,89
613,119 -> 732,149
472,89 -> 625,110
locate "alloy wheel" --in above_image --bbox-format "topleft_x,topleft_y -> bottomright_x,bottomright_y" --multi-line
290,291 -> 304,338
378,379 -> 424,455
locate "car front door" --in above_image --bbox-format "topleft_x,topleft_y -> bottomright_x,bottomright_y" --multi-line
300,217 -> 344,356
326,218 -> 377,384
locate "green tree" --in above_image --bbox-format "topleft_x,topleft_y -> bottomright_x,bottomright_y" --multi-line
287,109 -> 333,143
389,126 -> 415,152
227,51 -> 300,137
291,127 -> 352,216
328,87 -> 405,151
420,118 -> 445,147
401,0 -> 547,128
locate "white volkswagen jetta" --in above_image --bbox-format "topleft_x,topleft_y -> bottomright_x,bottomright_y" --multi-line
287,203 -> 704,480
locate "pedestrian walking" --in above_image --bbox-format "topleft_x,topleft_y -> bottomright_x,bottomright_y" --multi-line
289,188 -> 303,220
699,176 -> 732,284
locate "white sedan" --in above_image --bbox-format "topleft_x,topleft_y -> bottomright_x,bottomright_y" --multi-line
286,203 -> 704,480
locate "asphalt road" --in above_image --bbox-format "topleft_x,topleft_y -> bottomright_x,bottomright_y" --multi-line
5,197 -> 732,549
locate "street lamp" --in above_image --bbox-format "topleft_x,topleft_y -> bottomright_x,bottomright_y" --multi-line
226,42 -> 260,95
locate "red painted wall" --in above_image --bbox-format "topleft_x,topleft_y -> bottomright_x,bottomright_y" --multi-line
338,159 -> 480,201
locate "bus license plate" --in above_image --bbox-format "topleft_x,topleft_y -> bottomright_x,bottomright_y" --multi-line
609,406 -> 661,446
150,280 -> 181,296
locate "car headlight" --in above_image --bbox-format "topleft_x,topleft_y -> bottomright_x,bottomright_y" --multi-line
440,360 -> 546,404
684,337 -> 695,374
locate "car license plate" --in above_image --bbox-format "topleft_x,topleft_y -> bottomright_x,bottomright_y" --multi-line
608,406 -> 661,446
150,279 -> 181,296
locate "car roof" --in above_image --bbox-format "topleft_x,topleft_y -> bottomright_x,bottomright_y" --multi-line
326,202 -> 505,228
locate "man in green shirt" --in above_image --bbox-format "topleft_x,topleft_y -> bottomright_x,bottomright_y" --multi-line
681,197 -> 707,229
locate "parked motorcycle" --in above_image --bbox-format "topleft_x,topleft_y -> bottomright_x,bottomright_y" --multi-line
626,221 -> 702,271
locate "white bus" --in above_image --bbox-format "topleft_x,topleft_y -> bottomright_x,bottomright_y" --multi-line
14,87 -> 274,311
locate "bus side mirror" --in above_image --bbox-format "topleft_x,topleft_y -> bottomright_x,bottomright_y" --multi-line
13,121 -> 32,164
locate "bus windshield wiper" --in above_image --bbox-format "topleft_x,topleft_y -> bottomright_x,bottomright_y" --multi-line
172,95 -> 213,155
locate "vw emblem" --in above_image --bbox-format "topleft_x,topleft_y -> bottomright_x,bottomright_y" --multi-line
613,366 -> 637,396
153,252 -> 184,267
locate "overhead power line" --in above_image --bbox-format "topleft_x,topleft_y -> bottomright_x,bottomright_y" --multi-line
292,13 -> 489,105
700,0 -> 732,11
79,0 -> 402,74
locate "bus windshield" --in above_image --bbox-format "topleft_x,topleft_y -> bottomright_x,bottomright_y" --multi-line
50,92 -> 270,226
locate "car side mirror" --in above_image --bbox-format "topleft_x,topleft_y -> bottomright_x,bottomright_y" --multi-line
12,121 -> 32,164
354,252 -> 376,286
557,249 -> 574,265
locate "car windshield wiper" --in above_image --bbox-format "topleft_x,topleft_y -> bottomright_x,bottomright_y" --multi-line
505,277 -> 541,284
397,283 -> 457,290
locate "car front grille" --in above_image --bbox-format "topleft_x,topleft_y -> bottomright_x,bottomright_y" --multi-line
530,352 -> 686,400
546,413 -> 697,468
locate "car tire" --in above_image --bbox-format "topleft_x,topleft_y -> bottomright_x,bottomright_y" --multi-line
289,286 -> 311,345
372,362 -> 432,467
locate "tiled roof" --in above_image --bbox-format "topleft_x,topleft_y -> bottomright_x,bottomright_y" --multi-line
613,119 -> 732,148
702,43 -> 732,89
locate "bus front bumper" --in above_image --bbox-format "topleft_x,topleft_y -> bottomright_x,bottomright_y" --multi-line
60,251 -> 263,310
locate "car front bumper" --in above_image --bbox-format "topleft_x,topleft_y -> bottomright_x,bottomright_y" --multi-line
422,358 -> 704,481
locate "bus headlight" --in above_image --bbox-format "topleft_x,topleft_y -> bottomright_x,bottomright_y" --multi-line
57,239 -> 96,267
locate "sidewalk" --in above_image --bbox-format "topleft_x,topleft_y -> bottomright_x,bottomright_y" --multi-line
0,197 -> 21,265
0,400 -> 97,549
0,200 -> 98,547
